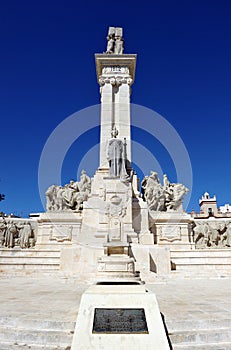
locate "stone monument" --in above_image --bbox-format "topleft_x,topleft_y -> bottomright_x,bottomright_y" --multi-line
70,27 -> 170,350
1,23 -> 192,280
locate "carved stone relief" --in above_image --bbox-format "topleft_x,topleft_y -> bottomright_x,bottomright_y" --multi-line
106,195 -> 127,242
159,226 -> 181,242
193,220 -> 231,248
49,225 -> 73,242
0,218 -> 37,249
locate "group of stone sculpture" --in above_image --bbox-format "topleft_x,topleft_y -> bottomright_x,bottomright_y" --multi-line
141,172 -> 189,212
46,170 -> 91,212
193,221 -> 231,248
0,219 -> 36,249
105,27 -> 124,55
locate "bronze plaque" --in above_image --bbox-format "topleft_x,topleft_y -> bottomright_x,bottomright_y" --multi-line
92,308 -> 148,334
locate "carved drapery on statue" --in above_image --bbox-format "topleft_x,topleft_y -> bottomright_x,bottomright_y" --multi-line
106,127 -> 128,179
0,218 -> 37,249
105,27 -> 124,55
141,172 -> 189,212
193,220 -> 231,248
46,170 -> 91,212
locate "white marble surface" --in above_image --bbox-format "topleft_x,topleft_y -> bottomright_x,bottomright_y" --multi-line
71,284 -> 170,349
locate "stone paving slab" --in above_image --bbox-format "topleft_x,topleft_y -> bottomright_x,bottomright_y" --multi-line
0,276 -> 231,324
0,276 -> 231,349
0,276 -> 88,322
146,278 -> 231,329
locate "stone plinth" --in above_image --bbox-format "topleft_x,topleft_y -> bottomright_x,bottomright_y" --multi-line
60,245 -> 104,278
80,175 -> 138,246
97,242 -> 140,283
36,211 -> 82,249
149,211 -> 194,250
131,245 -> 171,280
71,284 -> 170,350
133,197 -> 154,244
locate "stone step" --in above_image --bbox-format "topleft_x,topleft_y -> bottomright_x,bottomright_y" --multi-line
0,317 -> 230,349
171,249 -> 231,258
173,342 -> 231,350
166,318 -> 231,332
0,249 -> 61,257
171,249 -> 231,265
0,257 -> 60,264
169,328 -> 231,345
0,263 -> 60,271
0,317 -> 75,331
171,258 -> 231,266
167,318 -> 231,349
0,326 -> 73,347
170,249 -> 231,276
171,265 -> 231,277
0,249 -> 61,272
0,343 -> 70,350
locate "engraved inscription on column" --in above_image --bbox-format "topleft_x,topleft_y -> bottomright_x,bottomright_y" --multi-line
92,308 -> 149,334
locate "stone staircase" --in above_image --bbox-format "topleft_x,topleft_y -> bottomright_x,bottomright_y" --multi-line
0,316 -> 74,350
0,248 -> 60,274
0,314 -> 231,350
167,318 -> 231,349
0,248 -> 230,349
170,249 -> 231,277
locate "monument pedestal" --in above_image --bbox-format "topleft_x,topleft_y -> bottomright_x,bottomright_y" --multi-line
71,284 -> 170,350
36,211 -> 82,248
97,242 -> 141,283
131,244 -> 171,279
150,211 -> 194,250
79,174 -> 138,246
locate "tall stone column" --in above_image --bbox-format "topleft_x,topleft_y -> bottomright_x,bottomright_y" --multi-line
95,54 -> 136,170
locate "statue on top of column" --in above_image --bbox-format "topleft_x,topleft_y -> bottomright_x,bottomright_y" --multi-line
105,27 -> 124,55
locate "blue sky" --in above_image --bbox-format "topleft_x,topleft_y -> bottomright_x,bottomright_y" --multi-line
1,0 -> 231,216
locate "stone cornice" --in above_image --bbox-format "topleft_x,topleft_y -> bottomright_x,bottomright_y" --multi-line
95,54 -> 137,84
98,75 -> 133,87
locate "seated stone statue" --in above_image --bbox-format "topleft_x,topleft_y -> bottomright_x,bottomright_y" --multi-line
141,172 -> 165,211
142,172 -> 189,212
45,171 -> 91,212
165,183 -> 189,211
62,181 -> 79,209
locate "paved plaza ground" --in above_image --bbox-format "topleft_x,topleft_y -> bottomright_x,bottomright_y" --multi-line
0,275 -> 231,349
